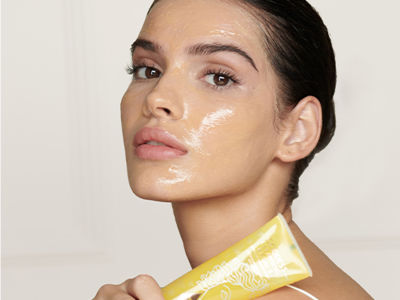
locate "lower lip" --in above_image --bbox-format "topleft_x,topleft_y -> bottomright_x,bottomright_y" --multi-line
135,144 -> 187,160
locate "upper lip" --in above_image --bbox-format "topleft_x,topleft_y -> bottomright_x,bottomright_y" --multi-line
133,127 -> 188,152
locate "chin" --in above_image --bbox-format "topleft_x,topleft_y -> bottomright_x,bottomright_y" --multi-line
127,163 -> 193,202
133,191 -> 172,202
128,179 -> 163,202
127,164 -> 241,203
129,175 -> 221,203
129,176 -> 185,202
131,188 -> 195,203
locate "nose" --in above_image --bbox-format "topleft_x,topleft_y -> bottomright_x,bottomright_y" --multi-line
142,78 -> 184,120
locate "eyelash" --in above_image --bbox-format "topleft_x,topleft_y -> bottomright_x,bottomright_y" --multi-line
126,63 -> 157,76
204,68 -> 240,90
125,63 -> 241,91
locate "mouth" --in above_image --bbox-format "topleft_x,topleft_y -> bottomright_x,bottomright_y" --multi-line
133,127 -> 188,160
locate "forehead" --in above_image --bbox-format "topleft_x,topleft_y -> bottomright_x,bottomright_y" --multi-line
139,0 -> 265,57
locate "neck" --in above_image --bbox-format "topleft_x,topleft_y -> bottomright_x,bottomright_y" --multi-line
171,163 -> 293,268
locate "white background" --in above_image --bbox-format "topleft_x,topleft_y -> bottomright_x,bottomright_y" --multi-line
2,0 -> 400,299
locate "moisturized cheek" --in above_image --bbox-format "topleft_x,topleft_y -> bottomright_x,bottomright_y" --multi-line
182,102 -> 189,120
183,108 -> 234,156
156,164 -> 193,185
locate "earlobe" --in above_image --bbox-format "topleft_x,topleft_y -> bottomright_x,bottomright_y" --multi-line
276,96 -> 322,163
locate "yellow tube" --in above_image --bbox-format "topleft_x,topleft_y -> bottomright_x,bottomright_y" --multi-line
162,213 -> 312,300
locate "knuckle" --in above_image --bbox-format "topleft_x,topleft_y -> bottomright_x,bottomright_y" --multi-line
97,283 -> 117,295
111,294 -> 131,300
132,273 -> 155,288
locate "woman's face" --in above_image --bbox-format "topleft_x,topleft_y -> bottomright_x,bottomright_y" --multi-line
121,0 -> 282,201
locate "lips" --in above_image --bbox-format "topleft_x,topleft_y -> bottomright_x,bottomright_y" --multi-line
133,127 -> 188,159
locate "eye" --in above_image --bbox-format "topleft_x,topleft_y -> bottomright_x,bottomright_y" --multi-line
205,74 -> 231,86
127,64 -> 161,80
204,69 -> 239,89
138,66 -> 161,79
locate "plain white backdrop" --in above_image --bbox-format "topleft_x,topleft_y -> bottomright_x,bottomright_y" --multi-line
2,0 -> 400,299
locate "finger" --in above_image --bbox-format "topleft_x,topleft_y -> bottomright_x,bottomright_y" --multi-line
123,274 -> 164,300
93,284 -> 134,300
110,292 -> 135,300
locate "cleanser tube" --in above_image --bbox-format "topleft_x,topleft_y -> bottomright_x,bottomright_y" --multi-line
162,213 -> 312,300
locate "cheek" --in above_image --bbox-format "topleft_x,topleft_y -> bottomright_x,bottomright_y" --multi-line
120,89 -> 146,144
183,101 -> 278,193
200,96 -> 277,159
182,106 -> 237,156
121,89 -> 141,122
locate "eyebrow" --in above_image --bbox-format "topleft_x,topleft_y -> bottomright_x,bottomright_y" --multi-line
131,38 -> 161,54
130,38 -> 259,72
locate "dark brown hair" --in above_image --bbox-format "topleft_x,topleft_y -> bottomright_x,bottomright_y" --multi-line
147,0 -> 337,205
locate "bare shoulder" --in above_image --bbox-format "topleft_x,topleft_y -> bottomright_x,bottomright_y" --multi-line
256,221 -> 373,300
254,286 -> 317,300
254,285 -> 320,300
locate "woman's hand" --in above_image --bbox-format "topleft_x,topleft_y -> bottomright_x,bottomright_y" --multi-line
93,274 -> 165,300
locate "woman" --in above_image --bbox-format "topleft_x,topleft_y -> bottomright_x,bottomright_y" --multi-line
94,0 -> 373,299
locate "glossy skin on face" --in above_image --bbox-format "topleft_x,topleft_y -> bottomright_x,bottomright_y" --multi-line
120,0 -> 282,202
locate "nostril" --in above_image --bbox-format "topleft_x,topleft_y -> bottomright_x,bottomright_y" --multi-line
162,107 -> 171,115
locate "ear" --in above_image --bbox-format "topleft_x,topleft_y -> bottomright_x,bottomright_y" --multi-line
275,96 -> 322,163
